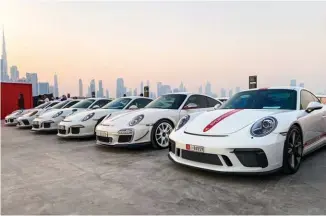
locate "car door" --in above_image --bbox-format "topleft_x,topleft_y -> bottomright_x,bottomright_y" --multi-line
179,95 -> 210,119
126,98 -> 152,110
298,90 -> 325,153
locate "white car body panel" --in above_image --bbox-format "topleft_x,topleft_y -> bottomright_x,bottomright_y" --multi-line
168,87 -> 326,174
95,93 -> 220,146
4,109 -> 33,125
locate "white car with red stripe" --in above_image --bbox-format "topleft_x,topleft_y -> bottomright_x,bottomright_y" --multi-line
169,87 -> 326,175
95,93 -> 222,148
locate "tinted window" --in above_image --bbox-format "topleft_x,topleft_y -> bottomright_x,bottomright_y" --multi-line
221,89 -> 297,110
300,90 -> 318,109
48,102 -> 59,107
71,99 -> 96,109
184,95 -> 207,108
63,100 -> 80,108
207,97 -> 220,107
35,102 -> 50,109
91,99 -> 110,108
103,98 -> 132,109
146,94 -> 187,109
51,101 -> 70,109
127,98 -> 152,109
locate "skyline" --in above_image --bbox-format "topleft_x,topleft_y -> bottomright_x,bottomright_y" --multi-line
1,1 -> 326,96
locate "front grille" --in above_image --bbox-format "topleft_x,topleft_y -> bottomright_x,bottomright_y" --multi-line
22,120 -> 30,125
58,129 -> 66,134
221,155 -> 233,166
5,119 -> 8,123
169,140 -> 176,153
71,127 -> 80,134
234,149 -> 268,168
118,135 -> 132,143
33,124 -> 40,128
43,122 -> 51,128
181,150 -> 222,166
9,119 -> 14,123
97,136 -> 113,143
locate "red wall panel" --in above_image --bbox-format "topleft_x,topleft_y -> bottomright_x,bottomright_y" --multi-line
1,82 -> 33,119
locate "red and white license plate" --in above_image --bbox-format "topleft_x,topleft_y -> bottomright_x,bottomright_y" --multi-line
186,144 -> 204,153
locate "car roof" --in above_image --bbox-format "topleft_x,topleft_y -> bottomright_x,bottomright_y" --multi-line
241,86 -> 308,92
119,96 -> 153,100
161,92 -> 214,97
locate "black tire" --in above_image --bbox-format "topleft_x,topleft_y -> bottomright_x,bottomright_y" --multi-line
94,116 -> 105,135
282,125 -> 303,174
151,119 -> 174,149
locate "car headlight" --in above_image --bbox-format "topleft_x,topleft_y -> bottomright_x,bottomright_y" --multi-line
129,114 -> 144,126
250,116 -> 278,137
82,112 -> 95,122
52,111 -> 63,118
28,111 -> 38,116
175,115 -> 190,131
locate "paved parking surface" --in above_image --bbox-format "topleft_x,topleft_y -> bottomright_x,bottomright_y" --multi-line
2,122 -> 326,214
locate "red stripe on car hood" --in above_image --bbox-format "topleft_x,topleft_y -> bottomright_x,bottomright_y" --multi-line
203,109 -> 243,132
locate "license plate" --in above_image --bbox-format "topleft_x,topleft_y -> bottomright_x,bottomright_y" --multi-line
96,130 -> 108,137
58,125 -> 65,130
186,144 -> 204,153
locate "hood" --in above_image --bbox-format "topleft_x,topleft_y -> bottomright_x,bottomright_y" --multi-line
64,108 -> 118,121
101,108 -> 177,126
184,109 -> 291,135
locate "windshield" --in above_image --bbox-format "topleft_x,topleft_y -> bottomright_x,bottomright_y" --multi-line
35,102 -> 50,109
145,94 -> 187,109
102,98 -> 132,109
51,101 -> 69,109
63,100 -> 80,108
71,99 -> 95,109
220,89 -> 297,110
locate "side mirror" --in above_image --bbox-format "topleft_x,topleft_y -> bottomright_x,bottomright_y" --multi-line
214,103 -> 221,110
305,102 -> 323,113
92,105 -> 100,109
183,103 -> 198,110
128,105 -> 138,110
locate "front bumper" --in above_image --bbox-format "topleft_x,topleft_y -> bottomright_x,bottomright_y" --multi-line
94,124 -> 152,146
168,130 -> 286,173
31,118 -> 59,131
4,117 -> 18,126
16,117 -> 35,128
57,120 -> 96,138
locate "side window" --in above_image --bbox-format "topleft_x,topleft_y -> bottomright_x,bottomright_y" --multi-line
206,96 -> 220,107
127,99 -> 152,109
184,95 -> 207,108
300,90 -> 315,109
92,100 -> 110,108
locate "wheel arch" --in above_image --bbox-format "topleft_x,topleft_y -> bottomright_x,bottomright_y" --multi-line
155,118 -> 176,128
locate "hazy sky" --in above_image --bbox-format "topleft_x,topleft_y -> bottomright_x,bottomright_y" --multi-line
1,0 -> 326,96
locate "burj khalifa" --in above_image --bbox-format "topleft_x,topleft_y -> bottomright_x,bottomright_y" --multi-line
1,26 -> 9,82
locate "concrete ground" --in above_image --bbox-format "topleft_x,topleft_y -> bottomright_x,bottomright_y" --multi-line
2,123 -> 326,215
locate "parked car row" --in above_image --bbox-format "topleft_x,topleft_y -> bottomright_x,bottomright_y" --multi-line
4,87 -> 326,175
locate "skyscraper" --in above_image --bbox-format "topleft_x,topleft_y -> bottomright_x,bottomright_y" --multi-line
79,79 -> 83,97
116,78 -> 125,98
299,83 -> 304,88
198,85 -> 202,94
26,73 -> 38,96
179,82 -> 185,92
157,82 -> 162,97
49,85 -> 54,94
133,88 -> 138,96
90,79 -> 96,97
39,82 -> 50,94
229,89 -> 233,97
1,27 -> 9,82
205,81 -> 212,96
98,80 -> 103,97
54,73 -> 59,97
220,88 -> 226,97
290,79 -> 296,87
140,81 -> 144,94
10,65 -> 19,82
106,89 -> 110,98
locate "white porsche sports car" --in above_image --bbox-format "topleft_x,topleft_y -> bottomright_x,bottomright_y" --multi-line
57,96 -> 153,138
168,87 -> 326,174
95,93 -> 222,148
32,98 -> 111,131
16,101 -> 61,128
31,99 -> 81,131
4,109 -> 34,126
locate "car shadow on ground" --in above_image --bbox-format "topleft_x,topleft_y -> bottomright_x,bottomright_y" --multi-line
95,143 -> 156,153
